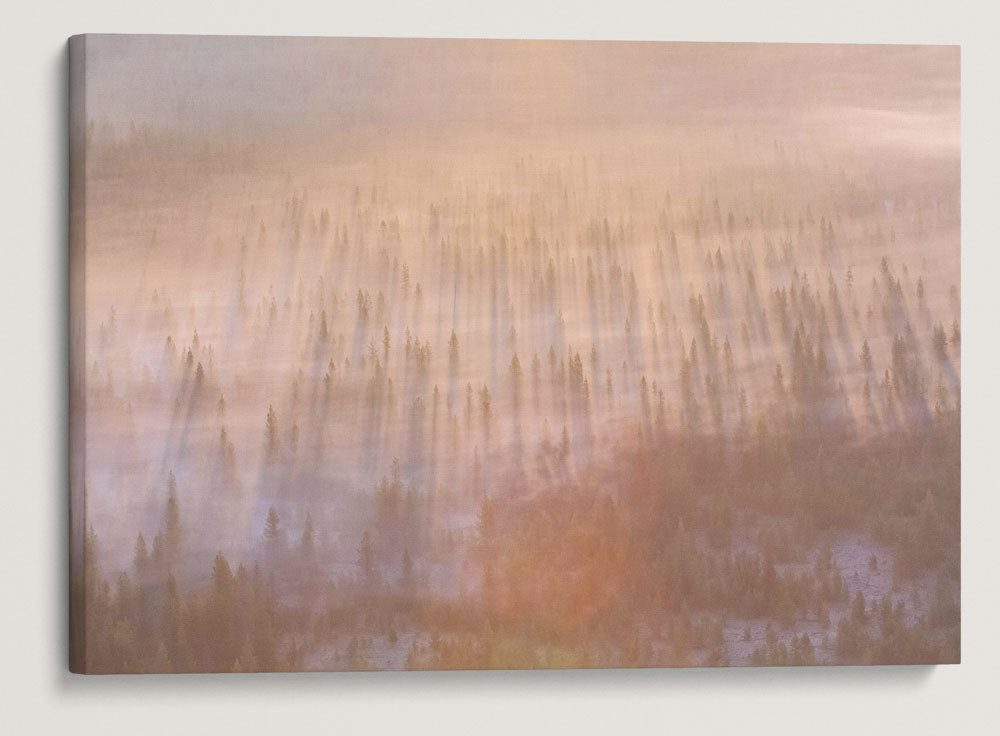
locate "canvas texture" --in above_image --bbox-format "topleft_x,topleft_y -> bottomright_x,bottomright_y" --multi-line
68,35 -> 960,673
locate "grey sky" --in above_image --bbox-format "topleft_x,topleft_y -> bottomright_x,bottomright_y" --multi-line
80,35 -> 959,139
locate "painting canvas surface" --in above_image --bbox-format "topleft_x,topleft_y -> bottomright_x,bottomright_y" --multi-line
69,35 -> 960,673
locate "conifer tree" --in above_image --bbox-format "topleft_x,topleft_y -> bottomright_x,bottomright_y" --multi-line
265,405 -> 279,459
263,507 -> 283,552
165,491 -> 181,564
300,512 -> 316,565
357,530 -> 376,587
133,532 -> 149,580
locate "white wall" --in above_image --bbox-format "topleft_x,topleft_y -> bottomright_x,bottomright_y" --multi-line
1,1 -> 997,734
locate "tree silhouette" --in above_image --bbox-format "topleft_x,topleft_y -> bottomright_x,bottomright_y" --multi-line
263,507 -> 283,552
357,530 -> 376,587
133,533 -> 149,580
265,405 -> 279,459
299,512 -> 316,566
165,492 -> 181,565
860,339 -> 873,372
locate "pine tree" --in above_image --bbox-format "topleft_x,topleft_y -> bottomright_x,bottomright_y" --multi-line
860,338 -> 873,372
300,512 -> 316,564
773,363 -> 786,397
133,532 -> 149,580
480,385 -> 492,433
165,491 -> 181,564
265,405 -> 279,458
212,552 -> 234,597
357,530 -> 376,586
161,571 -> 181,670
448,330 -> 460,373
263,507 -> 283,551
210,552 -> 236,670
932,323 -> 948,358
510,353 -> 522,405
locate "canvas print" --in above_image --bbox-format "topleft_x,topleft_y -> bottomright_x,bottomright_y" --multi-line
69,36 -> 960,673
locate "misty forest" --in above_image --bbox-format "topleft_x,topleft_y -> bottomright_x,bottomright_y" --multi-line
70,39 -> 960,672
